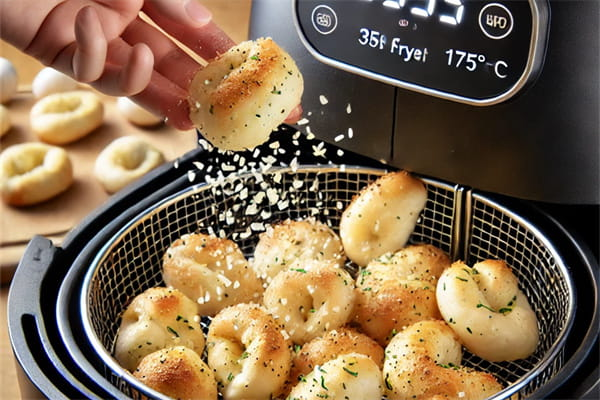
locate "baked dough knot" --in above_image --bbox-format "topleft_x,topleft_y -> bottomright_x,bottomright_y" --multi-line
114,287 -> 205,372
189,37 -> 303,151
353,244 -> 451,345
162,232 -> 264,317
251,218 -> 345,284
383,320 -> 504,400
340,171 -> 428,266
133,346 -> 217,400
263,260 -> 355,344
207,303 -> 292,400
436,259 -> 539,362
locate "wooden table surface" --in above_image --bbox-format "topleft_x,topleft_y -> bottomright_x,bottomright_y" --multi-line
0,2 -> 252,398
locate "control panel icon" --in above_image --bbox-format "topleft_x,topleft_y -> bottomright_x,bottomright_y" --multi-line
311,5 -> 338,35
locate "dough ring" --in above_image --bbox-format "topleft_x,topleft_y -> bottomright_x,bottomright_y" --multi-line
162,232 -> 264,317
94,136 -> 165,193
353,244 -> 450,345
340,170 -> 428,266
189,37 -> 303,151
114,287 -> 205,372
263,260 -> 355,344
30,90 -> 103,144
383,320 -> 504,400
251,218 -> 345,284
133,346 -> 217,400
207,303 -> 292,400
436,259 -> 540,361
0,142 -> 73,206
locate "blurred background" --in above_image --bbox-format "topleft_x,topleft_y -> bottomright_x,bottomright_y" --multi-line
0,1 -> 251,398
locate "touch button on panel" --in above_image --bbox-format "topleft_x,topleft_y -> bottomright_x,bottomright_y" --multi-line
311,5 -> 338,35
479,3 -> 514,40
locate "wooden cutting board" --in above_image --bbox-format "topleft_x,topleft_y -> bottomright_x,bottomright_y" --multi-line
0,90 -> 198,282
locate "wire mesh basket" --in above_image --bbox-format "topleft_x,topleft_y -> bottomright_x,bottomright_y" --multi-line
81,165 -> 574,400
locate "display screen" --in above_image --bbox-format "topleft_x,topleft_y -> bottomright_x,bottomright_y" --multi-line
295,0 -> 547,104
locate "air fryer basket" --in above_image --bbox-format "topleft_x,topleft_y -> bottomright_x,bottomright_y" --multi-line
81,165 -> 574,400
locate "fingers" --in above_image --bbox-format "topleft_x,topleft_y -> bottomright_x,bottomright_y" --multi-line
73,6 -> 107,82
121,16 -> 202,91
284,105 -> 304,124
118,43 -> 154,95
130,73 -> 194,130
82,38 -> 153,97
142,0 -> 235,60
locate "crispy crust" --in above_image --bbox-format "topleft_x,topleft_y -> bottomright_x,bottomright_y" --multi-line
383,320 -> 504,400
290,326 -> 384,386
252,218 -> 346,283
134,346 -> 217,400
352,244 -> 450,345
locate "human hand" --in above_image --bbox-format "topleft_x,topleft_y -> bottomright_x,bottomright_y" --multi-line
0,0 -> 301,130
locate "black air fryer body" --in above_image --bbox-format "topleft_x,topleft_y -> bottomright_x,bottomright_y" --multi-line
8,0 -> 599,399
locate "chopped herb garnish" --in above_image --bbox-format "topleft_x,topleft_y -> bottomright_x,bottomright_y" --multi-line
342,367 -> 358,377
227,372 -> 234,381
498,307 -> 513,314
320,375 -> 328,390
167,326 -> 179,337
384,373 -> 393,390
456,276 -> 468,282
466,326 -> 473,334
476,303 -> 496,312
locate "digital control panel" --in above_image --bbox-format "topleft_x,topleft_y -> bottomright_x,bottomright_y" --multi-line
294,0 -> 548,105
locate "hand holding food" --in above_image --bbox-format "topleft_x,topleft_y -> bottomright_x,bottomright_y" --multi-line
0,0 -> 234,130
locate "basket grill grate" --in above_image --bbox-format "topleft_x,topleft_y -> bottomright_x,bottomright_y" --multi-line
83,166 -> 573,400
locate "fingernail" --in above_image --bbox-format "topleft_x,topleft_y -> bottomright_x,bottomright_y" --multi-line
185,0 -> 212,26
